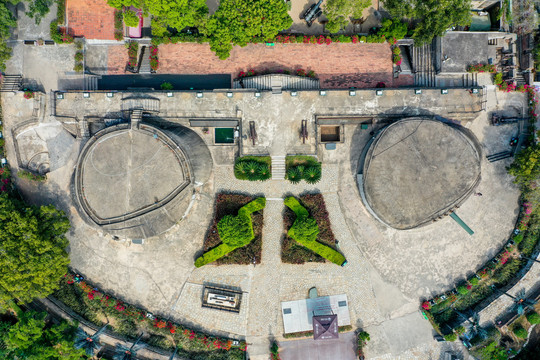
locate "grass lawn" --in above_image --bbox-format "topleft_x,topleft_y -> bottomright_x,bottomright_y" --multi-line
285,155 -> 319,171
203,193 -> 263,265
281,193 -> 337,264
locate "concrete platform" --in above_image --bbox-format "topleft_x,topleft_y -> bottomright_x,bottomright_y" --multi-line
362,118 -> 481,229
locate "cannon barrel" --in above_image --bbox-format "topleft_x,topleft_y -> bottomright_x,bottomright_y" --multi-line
304,0 -> 324,22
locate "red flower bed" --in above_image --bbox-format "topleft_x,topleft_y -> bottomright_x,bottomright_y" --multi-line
202,193 -> 263,265
282,193 -> 337,264
149,45 -> 159,71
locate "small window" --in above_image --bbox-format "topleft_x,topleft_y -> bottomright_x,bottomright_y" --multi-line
338,301 -> 347,307
283,308 -> 292,314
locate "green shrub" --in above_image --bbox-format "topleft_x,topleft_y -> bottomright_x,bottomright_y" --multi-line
455,325 -> 466,335
493,258 -> 521,284
195,198 -> 266,267
513,233 -> 524,244
285,197 -> 346,266
17,170 -> 46,182
513,325 -> 527,339
160,82 -> 173,90
444,333 -> 457,341
469,277 -> 479,286
73,62 -> 83,72
304,166 -> 322,184
457,285 -> 469,295
527,312 -> 540,324
123,10 -> 139,27
392,47 -> 401,55
287,167 -> 301,184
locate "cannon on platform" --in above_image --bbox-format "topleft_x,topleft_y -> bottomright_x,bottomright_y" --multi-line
301,0 -> 324,27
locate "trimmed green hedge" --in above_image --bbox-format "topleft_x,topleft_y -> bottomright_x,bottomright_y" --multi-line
234,156 -> 271,181
527,312 -> 540,325
285,156 -> 322,184
195,197 -> 266,267
284,197 -> 346,266
513,325 -> 528,339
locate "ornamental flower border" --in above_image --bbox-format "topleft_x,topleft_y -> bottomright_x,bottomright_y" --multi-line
149,45 -> 159,72
60,272 -> 248,353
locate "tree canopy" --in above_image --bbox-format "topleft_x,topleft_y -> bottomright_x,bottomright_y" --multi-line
107,0 -> 208,36
383,0 -> 471,44
206,0 -> 293,59
0,193 -> 71,308
0,311 -> 85,359
508,144 -> 540,188
324,0 -> 371,33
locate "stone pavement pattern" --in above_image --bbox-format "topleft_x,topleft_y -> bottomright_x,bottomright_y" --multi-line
0,86 -> 528,360
107,43 -> 413,89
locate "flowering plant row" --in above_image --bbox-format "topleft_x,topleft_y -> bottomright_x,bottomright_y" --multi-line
149,45 -> 159,71
62,272 -> 247,353
467,63 -> 497,73
127,41 -> 138,68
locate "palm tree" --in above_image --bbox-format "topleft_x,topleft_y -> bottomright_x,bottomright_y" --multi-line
456,310 -> 488,339
74,323 -> 108,356
113,333 -> 144,360
492,287 -> 537,315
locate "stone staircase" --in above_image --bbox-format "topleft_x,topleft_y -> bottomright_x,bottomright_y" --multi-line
413,43 -> 436,87
138,46 -> 151,74
271,155 -> 286,180
130,109 -> 142,129
83,75 -> 99,91
0,75 -> 22,92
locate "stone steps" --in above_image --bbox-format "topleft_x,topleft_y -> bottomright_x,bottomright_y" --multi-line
271,155 -> 286,180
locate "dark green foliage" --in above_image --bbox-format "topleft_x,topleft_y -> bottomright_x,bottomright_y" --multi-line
508,144 -> 540,187
286,167 -> 301,184
160,82 -> 173,90
284,196 -> 346,265
470,277 -> 479,285
206,0 -> 292,59
0,0 -> 16,71
114,10 -> 123,40
324,0 -> 371,33
383,0 -> 471,44
444,333 -> 457,341
123,9 -> 139,27
0,193 -> 71,307
234,156 -> 271,181
56,0 -> 65,24
195,197 -> 265,267
479,341 -> 509,360
304,166 -> 322,184
286,156 -> 322,184
26,0 -> 54,25
513,325 -> 528,339
378,18 -> 408,40
526,312 -> 540,324
0,310 -> 84,359
493,258 -> 521,284
17,169 -> 46,181
74,51 -> 83,62
282,193 -> 339,264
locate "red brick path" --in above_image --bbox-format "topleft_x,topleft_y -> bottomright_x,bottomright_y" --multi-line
67,0 -> 116,40
107,43 -> 413,88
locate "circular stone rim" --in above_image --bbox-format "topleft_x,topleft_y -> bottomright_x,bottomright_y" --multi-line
74,123 -> 192,227
361,118 -> 482,230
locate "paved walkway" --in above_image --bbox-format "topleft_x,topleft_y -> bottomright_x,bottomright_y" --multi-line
107,43 -> 413,89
